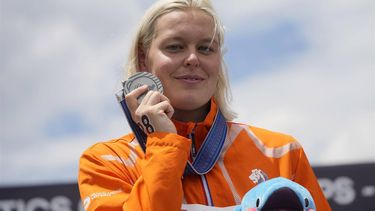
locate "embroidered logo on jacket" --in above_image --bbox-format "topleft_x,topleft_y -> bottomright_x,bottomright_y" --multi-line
249,169 -> 268,184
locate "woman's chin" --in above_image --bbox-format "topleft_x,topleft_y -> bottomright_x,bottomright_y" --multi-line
171,98 -> 208,111
172,104 -> 197,111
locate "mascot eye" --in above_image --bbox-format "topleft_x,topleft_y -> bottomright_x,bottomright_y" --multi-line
256,198 -> 260,207
304,198 -> 309,207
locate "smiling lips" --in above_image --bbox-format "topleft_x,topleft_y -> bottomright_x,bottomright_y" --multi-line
175,75 -> 205,84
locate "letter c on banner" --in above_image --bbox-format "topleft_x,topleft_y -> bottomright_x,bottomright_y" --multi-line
26,198 -> 49,211
50,196 -> 71,211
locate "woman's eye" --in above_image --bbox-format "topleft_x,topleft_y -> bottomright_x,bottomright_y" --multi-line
198,46 -> 214,54
166,44 -> 183,52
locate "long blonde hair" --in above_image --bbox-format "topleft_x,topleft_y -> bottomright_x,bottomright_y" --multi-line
125,0 -> 237,120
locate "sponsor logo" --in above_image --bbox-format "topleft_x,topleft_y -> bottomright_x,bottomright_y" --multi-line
83,189 -> 122,210
249,169 -> 268,184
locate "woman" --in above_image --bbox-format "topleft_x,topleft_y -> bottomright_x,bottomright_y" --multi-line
78,0 -> 331,210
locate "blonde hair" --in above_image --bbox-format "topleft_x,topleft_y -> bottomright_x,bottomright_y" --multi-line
125,0 -> 237,120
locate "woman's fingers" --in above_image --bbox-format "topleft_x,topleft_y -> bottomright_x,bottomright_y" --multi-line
140,90 -> 169,105
140,91 -> 173,118
135,91 -> 176,133
125,85 -> 148,121
124,85 -> 176,133
155,100 -> 174,119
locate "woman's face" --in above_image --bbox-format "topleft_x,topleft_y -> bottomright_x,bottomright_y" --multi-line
142,9 -> 221,115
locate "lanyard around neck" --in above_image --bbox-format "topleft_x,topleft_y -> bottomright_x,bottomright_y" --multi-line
184,109 -> 227,176
116,91 -> 228,176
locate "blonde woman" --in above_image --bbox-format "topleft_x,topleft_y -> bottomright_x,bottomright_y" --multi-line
78,0 -> 331,210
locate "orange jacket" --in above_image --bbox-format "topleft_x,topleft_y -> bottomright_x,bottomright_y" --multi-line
78,101 -> 331,211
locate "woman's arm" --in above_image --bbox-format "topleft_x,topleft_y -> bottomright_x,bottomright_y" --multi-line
78,133 -> 191,211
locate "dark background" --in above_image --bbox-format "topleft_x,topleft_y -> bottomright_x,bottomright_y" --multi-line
0,163 -> 374,211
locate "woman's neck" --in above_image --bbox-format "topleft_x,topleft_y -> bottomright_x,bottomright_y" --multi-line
172,102 -> 210,122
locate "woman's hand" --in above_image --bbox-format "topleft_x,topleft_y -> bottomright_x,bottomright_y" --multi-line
125,85 -> 177,134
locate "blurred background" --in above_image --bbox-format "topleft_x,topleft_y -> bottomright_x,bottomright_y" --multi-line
1,0 -> 374,210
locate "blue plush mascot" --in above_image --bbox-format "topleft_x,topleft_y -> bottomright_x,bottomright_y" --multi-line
235,177 -> 316,211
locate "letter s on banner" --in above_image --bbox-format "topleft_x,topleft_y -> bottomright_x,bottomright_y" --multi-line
318,176 -> 356,206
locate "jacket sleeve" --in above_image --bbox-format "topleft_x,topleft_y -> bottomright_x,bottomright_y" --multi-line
293,148 -> 332,211
78,132 -> 191,211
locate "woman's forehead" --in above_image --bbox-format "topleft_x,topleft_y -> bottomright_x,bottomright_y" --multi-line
153,9 -> 217,40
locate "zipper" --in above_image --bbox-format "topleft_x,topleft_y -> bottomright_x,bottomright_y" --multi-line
188,124 -> 198,160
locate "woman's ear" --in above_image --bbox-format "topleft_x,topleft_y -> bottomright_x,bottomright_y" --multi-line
138,46 -> 148,71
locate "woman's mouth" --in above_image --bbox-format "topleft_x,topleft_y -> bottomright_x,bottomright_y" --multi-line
175,75 -> 205,84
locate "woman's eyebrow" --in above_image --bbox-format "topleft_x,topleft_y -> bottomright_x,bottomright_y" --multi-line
160,36 -> 219,46
159,34 -> 184,41
200,38 -> 219,47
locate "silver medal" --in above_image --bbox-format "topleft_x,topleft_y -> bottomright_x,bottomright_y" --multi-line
123,72 -> 163,103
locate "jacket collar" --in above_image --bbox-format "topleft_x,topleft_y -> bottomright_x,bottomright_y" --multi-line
172,98 -> 217,149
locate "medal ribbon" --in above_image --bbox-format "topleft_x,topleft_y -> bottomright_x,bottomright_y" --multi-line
184,109 -> 227,175
116,91 -> 227,176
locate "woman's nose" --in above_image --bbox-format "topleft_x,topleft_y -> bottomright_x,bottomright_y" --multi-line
184,50 -> 200,68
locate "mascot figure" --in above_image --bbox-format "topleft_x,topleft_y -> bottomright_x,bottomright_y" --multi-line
235,177 -> 316,211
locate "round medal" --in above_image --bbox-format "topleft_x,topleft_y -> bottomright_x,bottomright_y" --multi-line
123,72 -> 163,103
